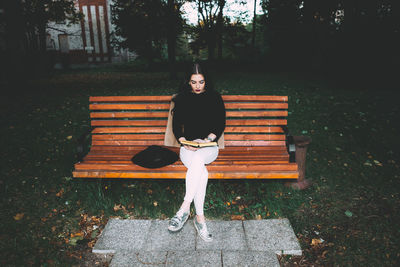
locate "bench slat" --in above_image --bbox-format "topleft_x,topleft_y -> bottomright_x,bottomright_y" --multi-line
89,103 -> 287,111
73,171 -> 298,179
92,120 -> 167,126
75,163 -> 298,172
90,95 -> 288,102
226,119 -> 287,126
90,112 -> 169,118
79,159 -> 290,164
225,103 -> 288,109
91,119 -> 287,127
224,134 -> 285,140
225,126 -> 284,133
91,140 -> 286,146
89,145 -> 288,152
84,155 -> 289,163
90,110 -> 288,118
91,126 -> 284,134
92,134 -> 165,140
90,104 -> 170,110
92,134 -> 285,141
90,96 -> 172,102
92,127 -> 167,134
223,95 -> 288,102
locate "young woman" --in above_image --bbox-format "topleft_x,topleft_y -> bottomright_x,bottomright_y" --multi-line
168,63 -> 226,242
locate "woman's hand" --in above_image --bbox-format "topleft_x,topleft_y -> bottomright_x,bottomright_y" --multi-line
204,133 -> 217,142
179,137 -> 198,151
185,145 -> 198,151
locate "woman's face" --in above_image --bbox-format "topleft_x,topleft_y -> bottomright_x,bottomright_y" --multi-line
189,74 -> 205,94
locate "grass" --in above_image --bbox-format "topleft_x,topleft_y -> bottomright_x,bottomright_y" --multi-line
1,66 -> 399,266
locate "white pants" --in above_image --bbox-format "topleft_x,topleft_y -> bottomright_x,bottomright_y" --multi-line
180,146 -> 219,216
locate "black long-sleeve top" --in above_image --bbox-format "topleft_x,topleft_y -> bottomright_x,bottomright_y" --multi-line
172,90 -> 226,142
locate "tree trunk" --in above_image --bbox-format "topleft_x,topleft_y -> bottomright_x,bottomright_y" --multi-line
207,30 -> 216,62
2,0 -> 27,84
167,0 -> 177,79
252,0 -> 256,48
216,0 -> 225,60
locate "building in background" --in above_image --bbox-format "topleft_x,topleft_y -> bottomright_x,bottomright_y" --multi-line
47,0 -> 135,66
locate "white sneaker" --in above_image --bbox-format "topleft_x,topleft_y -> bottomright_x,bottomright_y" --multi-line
193,218 -> 213,242
168,211 -> 189,232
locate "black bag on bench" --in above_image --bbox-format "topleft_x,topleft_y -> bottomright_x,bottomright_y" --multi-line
131,145 -> 179,169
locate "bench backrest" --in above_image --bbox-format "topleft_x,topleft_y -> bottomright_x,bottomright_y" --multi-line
89,95 -> 288,147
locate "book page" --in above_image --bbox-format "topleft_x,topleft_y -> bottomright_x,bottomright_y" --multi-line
180,140 -> 217,148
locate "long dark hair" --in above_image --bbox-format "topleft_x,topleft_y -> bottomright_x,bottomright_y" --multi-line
172,63 -> 215,113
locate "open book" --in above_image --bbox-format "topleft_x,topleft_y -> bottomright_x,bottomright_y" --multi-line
180,140 -> 218,148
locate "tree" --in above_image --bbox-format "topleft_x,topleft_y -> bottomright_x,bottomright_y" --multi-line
112,0 -> 167,64
260,0 -> 399,72
190,0 -> 226,61
1,0 -> 81,81
252,0 -> 257,48
167,0 -> 184,78
112,0 -> 183,67
216,0 -> 226,60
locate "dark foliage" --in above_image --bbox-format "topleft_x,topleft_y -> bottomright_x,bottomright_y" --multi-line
111,0 -> 184,64
260,0 -> 400,74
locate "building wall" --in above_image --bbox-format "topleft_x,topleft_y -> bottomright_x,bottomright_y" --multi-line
46,0 -> 134,65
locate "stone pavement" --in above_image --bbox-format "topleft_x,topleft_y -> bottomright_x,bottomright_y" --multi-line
93,218 -> 302,266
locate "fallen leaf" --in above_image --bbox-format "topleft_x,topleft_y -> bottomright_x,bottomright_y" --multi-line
113,204 -> 122,211
238,205 -> 247,211
69,236 -> 84,246
231,215 -> 244,220
345,210 -> 353,217
91,229 -> 99,238
311,238 -> 323,246
70,232 -> 84,238
14,213 -> 24,220
66,136 -> 72,140
56,188 -> 64,197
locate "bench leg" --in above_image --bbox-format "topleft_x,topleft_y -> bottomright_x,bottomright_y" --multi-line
285,136 -> 312,190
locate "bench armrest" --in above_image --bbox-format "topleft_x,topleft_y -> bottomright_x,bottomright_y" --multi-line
281,126 -> 296,163
76,127 -> 94,162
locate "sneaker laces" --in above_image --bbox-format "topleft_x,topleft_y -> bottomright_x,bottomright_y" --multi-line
170,215 -> 181,227
197,221 -> 211,237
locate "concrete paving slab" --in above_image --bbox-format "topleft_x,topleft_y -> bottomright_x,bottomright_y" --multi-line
166,250 -> 222,267
93,218 -> 302,266
195,220 -> 247,251
110,250 -> 222,267
110,250 -> 168,267
142,220 -> 196,251
222,251 -> 280,267
93,219 -> 151,254
243,219 -> 302,255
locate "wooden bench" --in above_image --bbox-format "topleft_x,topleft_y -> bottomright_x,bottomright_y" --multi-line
72,95 -> 298,179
